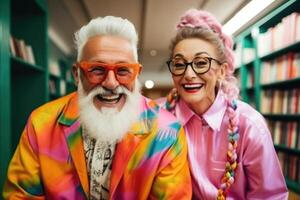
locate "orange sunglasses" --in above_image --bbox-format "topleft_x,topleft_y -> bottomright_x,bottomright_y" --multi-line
76,61 -> 142,85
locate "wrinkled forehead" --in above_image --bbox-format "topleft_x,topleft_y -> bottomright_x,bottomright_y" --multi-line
173,38 -> 218,60
81,35 -> 135,63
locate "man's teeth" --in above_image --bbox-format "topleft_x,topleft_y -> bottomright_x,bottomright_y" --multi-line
183,84 -> 203,89
102,94 -> 120,100
97,94 -> 122,102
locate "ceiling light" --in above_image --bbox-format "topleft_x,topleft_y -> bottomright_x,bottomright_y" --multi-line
150,50 -> 157,56
145,80 -> 154,89
223,0 -> 276,36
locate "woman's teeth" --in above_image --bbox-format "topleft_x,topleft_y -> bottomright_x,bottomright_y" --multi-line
182,83 -> 203,90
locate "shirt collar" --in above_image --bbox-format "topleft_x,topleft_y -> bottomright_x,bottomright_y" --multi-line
175,98 -> 194,127
176,91 -> 227,132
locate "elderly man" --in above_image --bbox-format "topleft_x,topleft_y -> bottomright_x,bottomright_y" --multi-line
3,16 -> 191,199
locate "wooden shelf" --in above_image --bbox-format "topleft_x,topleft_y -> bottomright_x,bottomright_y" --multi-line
0,0 -> 48,191
260,41 -> 300,61
261,78 -> 300,89
234,0 -> 300,195
286,178 -> 300,194
262,114 -> 300,120
11,56 -> 44,73
275,145 -> 300,155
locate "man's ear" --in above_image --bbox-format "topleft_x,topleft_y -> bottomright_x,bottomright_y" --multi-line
138,65 -> 143,75
72,64 -> 79,86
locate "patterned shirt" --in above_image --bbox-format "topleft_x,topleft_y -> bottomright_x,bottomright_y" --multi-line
83,129 -> 116,200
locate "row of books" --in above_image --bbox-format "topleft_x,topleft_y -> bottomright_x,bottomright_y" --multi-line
277,152 -> 300,182
246,67 -> 255,88
260,52 -> 300,84
49,61 -> 73,82
257,12 -> 300,57
10,36 -> 36,64
49,79 -> 66,96
260,88 -> 300,114
49,62 -> 61,77
66,70 -> 73,82
234,43 -> 242,67
268,120 -> 300,149
243,48 -> 255,64
234,44 -> 255,67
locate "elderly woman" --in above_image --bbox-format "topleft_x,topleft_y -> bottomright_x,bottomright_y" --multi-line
160,9 -> 288,199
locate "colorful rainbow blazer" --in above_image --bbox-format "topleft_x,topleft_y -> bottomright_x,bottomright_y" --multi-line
3,92 -> 191,200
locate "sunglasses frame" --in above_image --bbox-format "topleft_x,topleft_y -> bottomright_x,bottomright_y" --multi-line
76,61 -> 142,85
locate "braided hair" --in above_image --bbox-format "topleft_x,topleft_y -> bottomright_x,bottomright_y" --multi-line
166,9 -> 240,199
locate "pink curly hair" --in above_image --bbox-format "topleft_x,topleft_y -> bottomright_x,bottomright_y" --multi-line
172,9 -> 239,101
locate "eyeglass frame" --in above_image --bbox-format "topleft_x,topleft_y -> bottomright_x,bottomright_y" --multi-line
75,61 -> 142,85
166,56 -> 223,76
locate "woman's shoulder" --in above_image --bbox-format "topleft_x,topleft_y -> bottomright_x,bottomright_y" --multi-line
236,99 -> 269,133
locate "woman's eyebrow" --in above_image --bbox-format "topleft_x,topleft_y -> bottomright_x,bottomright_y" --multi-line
194,52 -> 210,57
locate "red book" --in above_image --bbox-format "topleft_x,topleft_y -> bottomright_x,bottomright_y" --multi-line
291,122 -> 297,148
294,88 -> 299,114
287,53 -> 295,79
289,156 -> 296,181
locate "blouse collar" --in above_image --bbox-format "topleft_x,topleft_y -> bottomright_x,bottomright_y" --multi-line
176,91 -> 227,132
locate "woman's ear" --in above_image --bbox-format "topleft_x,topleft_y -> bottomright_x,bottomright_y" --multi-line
218,62 -> 228,80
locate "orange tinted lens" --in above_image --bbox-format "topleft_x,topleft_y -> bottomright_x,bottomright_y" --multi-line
114,64 -> 140,84
78,62 -> 141,84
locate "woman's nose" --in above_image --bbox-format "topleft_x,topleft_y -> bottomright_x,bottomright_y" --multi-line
183,63 -> 197,80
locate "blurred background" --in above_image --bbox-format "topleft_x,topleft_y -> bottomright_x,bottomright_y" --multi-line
47,0 -> 282,98
1,1 -> 300,198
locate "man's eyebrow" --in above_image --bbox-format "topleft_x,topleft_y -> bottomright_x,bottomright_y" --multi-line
173,53 -> 184,58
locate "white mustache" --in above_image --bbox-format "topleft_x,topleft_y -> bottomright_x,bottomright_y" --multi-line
87,85 -> 131,99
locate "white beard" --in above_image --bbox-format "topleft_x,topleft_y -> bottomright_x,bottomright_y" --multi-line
77,79 -> 142,142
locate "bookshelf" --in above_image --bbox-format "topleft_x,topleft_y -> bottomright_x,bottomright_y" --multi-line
234,0 -> 300,195
0,0 -> 48,192
48,41 -> 76,100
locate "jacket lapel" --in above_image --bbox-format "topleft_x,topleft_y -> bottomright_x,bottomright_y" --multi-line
109,133 -> 143,196
58,94 -> 158,198
109,97 -> 156,197
59,93 -> 89,198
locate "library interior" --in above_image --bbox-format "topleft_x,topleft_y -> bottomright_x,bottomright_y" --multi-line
1,0 -> 300,199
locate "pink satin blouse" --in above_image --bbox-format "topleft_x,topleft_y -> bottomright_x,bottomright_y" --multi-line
172,92 -> 288,199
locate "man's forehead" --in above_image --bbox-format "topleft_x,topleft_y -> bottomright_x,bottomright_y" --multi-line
81,35 -> 135,62
84,35 -> 132,49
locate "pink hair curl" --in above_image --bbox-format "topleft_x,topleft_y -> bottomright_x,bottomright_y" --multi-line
177,9 -> 235,74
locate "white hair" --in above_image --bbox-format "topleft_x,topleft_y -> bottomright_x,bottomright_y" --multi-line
74,16 -> 138,62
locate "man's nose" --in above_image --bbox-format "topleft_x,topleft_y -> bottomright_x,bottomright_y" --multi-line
101,70 -> 119,89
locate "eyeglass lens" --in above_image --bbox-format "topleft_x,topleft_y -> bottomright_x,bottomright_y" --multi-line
169,56 -> 211,75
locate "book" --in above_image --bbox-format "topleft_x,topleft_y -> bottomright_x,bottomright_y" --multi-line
26,45 -> 36,65
49,79 -> 57,95
9,36 -> 16,56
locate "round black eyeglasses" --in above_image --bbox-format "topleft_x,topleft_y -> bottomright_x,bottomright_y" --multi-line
167,56 -> 222,76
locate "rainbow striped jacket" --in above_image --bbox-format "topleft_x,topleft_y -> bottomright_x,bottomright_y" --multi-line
3,92 -> 191,200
